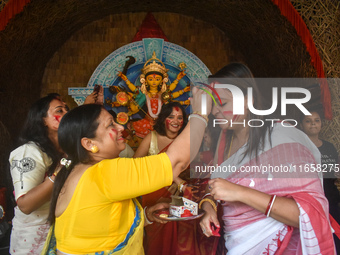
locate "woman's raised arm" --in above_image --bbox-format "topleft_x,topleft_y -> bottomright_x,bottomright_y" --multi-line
166,87 -> 212,178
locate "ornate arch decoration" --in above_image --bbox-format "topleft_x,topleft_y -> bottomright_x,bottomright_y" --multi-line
68,38 -> 211,114
271,0 -> 331,119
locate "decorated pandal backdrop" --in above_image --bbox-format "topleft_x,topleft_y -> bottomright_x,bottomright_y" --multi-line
67,32 -> 211,147
0,1 -> 340,185
44,12 -> 229,149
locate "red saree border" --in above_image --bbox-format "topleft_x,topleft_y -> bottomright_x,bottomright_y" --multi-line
271,0 -> 332,120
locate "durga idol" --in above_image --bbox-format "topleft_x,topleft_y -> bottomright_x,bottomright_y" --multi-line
116,52 -> 190,138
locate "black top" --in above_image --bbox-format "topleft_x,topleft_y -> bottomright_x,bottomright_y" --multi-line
318,140 -> 340,204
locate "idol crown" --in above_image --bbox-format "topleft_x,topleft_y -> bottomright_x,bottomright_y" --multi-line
142,51 -> 168,76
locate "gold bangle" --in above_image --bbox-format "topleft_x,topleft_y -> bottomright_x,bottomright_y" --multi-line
177,181 -> 187,193
199,198 -> 217,212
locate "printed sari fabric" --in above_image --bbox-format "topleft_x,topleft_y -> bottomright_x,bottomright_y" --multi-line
142,140 -> 219,255
142,177 -> 218,255
212,124 -> 335,254
9,142 -> 52,254
42,198 -> 144,255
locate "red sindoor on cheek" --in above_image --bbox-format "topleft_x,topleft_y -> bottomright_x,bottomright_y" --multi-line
222,111 -> 238,121
54,115 -> 61,122
223,111 -> 233,116
109,129 -> 118,140
165,119 -> 171,129
232,115 -> 239,121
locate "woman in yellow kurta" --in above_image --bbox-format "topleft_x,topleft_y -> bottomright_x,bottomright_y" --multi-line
42,103 -> 204,254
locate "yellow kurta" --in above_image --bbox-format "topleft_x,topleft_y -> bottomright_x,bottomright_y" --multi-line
55,153 -> 172,254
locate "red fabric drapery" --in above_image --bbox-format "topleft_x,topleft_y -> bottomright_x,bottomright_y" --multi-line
271,0 -> 332,120
0,0 -> 31,31
132,12 -> 168,42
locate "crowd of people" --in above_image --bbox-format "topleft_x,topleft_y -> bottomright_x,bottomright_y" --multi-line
6,63 -> 340,254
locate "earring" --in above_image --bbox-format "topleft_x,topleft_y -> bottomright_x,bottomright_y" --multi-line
141,83 -> 147,94
161,82 -> 167,93
91,145 -> 99,153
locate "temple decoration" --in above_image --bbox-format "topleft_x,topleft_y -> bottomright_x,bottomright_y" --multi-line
68,37 -> 211,139
105,50 -> 190,138
68,13 -> 211,145
271,0 -> 332,119
132,12 -> 168,42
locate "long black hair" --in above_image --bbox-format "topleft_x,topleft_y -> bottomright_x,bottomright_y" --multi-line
18,94 -> 64,176
209,62 -> 272,160
48,104 -> 103,224
153,102 -> 188,136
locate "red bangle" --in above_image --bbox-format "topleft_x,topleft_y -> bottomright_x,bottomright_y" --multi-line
265,195 -> 274,215
202,193 -> 212,199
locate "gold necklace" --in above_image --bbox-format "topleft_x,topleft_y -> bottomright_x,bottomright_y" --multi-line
227,134 -> 234,159
148,90 -> 158,98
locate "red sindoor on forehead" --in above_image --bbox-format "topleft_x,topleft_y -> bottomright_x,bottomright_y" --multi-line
148,73 -> 159,78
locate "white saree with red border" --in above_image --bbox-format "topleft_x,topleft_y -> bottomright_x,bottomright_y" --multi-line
212,123 -> 335,254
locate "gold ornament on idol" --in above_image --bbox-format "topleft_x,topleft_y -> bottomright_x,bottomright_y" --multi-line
91,145 -> 99,153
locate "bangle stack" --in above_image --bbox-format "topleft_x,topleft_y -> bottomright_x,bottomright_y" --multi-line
199,198 -> 217,212
177,181 -> 187,193
193,112 -> 208,122
188,112 -> 208,127
201,193 -> 212,199
265,195 -> 277,217
48,176 -> 54,183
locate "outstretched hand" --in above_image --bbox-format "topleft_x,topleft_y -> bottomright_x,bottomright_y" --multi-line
176,70 -> 186,80
183,86 -> 190,92
146,202 -> 170,224
117,71 -> 128,81
84,85 -> 104,105
199,202 -> 220,237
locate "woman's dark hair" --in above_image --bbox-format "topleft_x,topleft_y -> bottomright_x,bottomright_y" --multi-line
48,104 -> 103,224
18,94 -> 64,176
153,102 -> 188,136
299,106 -> 324,123
209,62 -> 272,160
